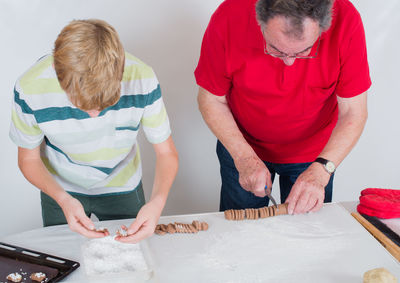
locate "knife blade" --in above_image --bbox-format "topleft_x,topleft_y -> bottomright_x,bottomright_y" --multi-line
265,186 -> 278,208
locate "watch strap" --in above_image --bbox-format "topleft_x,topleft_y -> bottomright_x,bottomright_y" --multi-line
314,157 -> 336,174
314,157 -> 328,165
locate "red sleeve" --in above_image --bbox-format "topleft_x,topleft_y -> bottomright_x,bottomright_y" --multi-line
335,11 -> 371,98
194,10 -> 232,96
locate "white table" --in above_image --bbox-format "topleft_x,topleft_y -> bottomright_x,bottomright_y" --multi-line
1,203 -> 400,283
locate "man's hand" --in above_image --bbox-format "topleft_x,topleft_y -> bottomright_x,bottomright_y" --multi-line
234,154 -> 273,197
59,195 -> 107,238
115,200 -> 162,244
285,162 -> 330,215
198,88 -> 272,197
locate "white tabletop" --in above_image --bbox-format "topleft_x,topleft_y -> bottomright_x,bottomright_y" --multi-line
1,203 -> 399,283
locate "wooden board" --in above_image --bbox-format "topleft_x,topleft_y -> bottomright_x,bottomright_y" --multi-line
352,213 -> 400,261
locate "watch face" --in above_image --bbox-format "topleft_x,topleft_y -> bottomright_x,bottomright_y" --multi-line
325,161 -> 336,173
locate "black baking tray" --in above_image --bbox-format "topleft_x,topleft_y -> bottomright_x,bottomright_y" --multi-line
0,242 -> 79,282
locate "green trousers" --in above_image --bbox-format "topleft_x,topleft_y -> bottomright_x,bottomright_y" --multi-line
40,183 -> 145,227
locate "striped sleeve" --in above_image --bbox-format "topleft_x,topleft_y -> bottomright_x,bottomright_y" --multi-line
9,86 -> 44,149
140,73 -> 171,144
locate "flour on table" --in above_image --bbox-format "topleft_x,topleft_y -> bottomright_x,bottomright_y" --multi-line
191,217 -> 351,282
82,236 -> 148,276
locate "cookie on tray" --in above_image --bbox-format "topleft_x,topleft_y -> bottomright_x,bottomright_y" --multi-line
30,272 -> 47,282
6,272 -> 22,282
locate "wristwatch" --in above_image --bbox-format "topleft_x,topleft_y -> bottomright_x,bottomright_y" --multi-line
314,157 -> 336,175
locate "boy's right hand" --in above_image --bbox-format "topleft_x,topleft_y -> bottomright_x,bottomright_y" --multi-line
58,195 -> 107,238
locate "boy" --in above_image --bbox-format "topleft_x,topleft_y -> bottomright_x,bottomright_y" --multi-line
10,19 -> 178,243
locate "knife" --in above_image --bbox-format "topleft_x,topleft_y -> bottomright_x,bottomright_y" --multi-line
265,185 -> 278,208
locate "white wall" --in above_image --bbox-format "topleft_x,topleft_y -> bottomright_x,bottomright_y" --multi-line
0,0 -> 398,237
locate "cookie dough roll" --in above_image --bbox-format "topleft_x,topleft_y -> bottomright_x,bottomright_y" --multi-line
275,203 -> 289,215
167,223 -> 176,234
180,223 -> 189,233
224,210 -> 232,220
244,208 -> 249,220
264,206 -> 270,217
240,209 -> 245,220
154,229 -> 167,235
189,224 -> 198,233
268,206 -> 273,217
254,208 -> 259,220
174,223 -> 182,233
201,222 -> 209,231
185,224 -> 195,233
192,220 -> 201,230
258,207 -> 265,218
182,224 -> 189,233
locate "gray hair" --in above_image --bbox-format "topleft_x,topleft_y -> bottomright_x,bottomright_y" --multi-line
256,0 -> 333,38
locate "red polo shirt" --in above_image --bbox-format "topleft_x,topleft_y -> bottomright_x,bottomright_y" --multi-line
195,0 -> 371,163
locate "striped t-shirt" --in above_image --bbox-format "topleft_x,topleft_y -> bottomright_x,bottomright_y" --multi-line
10,53 -> 171,195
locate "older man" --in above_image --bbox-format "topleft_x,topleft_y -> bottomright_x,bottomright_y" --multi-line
195,0 -> 371,214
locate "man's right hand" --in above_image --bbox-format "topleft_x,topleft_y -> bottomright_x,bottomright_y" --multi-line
58,194 -> 107,238
234,154 -> 272,197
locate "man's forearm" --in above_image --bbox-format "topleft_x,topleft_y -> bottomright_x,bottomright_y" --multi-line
318,92 -> 368,167
198,87 -> 273,194
197,87 -> 256,161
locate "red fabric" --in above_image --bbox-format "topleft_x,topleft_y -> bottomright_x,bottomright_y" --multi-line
357,188 -> 400,219
357,204 -> 400,219
195,0 -> 371,163
361,188 -> 400,199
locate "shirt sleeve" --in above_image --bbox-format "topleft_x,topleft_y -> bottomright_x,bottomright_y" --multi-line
335,12 -> 372,97
140,74 -> 171,144
9,85 -> 44,149
194,10 -> 232,96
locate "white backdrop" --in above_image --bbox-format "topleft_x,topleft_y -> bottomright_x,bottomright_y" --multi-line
0,0 -> 399,237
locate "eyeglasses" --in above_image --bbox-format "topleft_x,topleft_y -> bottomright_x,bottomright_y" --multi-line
263,31 -> 321,59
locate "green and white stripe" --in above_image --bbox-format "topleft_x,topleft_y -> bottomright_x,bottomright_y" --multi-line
10,53 -> 171,195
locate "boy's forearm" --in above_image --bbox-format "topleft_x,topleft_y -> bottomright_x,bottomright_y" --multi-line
149,147 -> 179,209
18,148 -> 70,205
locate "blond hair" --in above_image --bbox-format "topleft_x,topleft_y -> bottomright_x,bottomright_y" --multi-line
53,19 -> 125,111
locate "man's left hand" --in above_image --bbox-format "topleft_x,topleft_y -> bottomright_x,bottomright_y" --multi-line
285,162 -> 331,215
115,200 -> 162,244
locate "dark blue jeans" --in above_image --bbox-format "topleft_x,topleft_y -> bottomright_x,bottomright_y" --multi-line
217,140 -> 333,211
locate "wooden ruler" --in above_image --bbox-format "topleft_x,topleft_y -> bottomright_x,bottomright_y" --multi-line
352,212 -> 400,261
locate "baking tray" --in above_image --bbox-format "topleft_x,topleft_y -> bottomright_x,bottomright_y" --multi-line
0,242 -> 79,282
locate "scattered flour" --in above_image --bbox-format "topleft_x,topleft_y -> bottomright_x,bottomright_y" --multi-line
190,217 -> 352,282
82,236 -> 148,276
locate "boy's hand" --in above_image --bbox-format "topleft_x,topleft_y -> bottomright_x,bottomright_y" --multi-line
115,200 -> 162,244
59,195 -> 107,238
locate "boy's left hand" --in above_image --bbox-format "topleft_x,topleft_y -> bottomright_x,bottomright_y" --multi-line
115,200 -> 162,244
